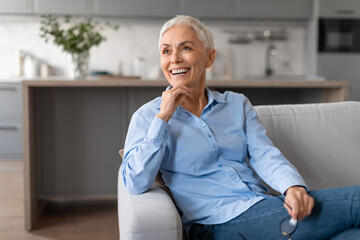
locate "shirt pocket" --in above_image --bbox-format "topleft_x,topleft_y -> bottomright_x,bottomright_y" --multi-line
219,129 -> 247,163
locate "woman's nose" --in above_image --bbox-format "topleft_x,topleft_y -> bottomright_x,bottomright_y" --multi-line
170,50 -> 182,63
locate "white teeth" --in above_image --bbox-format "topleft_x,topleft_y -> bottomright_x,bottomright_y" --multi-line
172,68 -> 189,74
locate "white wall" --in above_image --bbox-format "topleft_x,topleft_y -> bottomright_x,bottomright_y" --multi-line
0,16 -> 308,79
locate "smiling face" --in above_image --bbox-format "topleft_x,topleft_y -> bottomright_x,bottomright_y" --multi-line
160,25 -> 215,89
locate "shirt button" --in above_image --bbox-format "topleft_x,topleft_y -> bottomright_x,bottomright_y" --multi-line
208,134 -> 212,138
201,123 -> 206,128
164,129 -> 168,134
234,177 -> 240,182
218,164 -> 223,167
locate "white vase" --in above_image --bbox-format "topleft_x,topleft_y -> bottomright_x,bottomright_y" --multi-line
24,54 -> 39,78
70,51 -> 90,79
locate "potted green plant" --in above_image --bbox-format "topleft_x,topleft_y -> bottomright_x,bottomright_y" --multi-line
40,15 -> 118,79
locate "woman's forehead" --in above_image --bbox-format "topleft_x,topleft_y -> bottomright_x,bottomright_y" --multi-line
161,25 -> 202,46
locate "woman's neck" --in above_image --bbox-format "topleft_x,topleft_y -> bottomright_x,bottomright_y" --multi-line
180,86 -> 208,117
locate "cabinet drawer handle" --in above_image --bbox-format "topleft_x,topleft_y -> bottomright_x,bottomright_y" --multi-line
0,126 -> 19,131
0,86 -> 16,91
336,10 -> 355,15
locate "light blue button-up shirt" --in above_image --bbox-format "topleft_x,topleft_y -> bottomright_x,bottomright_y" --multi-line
120,87 -> 307,231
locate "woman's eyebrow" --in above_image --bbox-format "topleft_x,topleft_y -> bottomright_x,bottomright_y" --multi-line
179,41 -> 195,46
161,41 -> 195,48
160,43 -> 170,48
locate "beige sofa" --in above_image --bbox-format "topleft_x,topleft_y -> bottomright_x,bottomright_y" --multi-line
118,101 -> 360,240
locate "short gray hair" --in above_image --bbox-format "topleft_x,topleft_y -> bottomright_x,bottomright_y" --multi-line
158,15 -> 214,50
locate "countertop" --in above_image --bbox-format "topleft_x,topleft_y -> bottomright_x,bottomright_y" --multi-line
21,77 -> 349,89
0,77 -> 23,83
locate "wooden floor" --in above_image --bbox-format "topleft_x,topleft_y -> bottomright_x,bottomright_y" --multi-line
0,160 -> 119,240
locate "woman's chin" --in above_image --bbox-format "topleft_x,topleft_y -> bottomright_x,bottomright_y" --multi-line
168,80 -> 189,88
167,75 -> 203,89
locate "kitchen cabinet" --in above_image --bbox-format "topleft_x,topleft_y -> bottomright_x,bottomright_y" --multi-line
319,0 -> 360,18
0,0 -> 32,14
348,80 -> 360,101
33,0 -> 91,15
92,0 -> 176,18
0,83 -> 23,159
178,0 -> 232,18
0,84 -> 22,117
1,0 -> 315,20
107,0 -> 312,20
0,120 -> 23,159
318,53 -> 360,101
233,0 -> 313,20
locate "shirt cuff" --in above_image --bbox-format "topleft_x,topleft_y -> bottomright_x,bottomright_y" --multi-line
283,185 -> 309,195
144,116 -> 170,142
278,177 -> 309,195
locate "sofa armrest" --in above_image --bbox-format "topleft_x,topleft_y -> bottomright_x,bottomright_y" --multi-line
118,170 -> 183,240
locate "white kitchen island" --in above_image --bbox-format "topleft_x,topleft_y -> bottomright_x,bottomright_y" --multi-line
22,78 -> 349,230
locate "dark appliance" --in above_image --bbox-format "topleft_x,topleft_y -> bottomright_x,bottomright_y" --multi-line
318,19 -> 360,52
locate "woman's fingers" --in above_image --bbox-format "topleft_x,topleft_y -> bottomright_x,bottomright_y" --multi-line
307,195 -> 315,216
168,86 -> 193,97
283,200 -> 293,216
173,87 -> 193,103
163,86 -> 193,106
156,86 -> 193,122
284,186 -> 314,221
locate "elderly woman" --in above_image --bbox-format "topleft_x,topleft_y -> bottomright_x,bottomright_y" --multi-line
121,15 -> 360,240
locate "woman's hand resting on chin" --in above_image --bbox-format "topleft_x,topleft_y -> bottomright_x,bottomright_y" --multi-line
156,86 -> 193,122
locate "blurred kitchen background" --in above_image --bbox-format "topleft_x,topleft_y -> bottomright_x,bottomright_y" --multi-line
0,0 -> 316,79
1,0 -> 360,238
0,16 -> 308,79
1,0 -> 360,101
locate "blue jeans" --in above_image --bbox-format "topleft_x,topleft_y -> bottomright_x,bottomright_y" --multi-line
188,186 -> 360,240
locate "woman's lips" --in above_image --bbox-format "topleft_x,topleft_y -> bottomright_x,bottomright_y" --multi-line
170,68 -> 190,76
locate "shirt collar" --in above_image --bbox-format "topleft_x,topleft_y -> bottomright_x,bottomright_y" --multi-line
206,87 -> 226,105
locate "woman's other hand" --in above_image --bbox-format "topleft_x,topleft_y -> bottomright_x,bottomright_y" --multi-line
156,86 -> 193,122
284,186 -> 315,221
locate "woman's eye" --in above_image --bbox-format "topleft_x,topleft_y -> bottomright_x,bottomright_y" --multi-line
183,46 -> 191,51
162,49 -> 170,54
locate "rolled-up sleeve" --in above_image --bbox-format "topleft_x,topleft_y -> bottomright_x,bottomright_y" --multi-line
120,110 -> 170,195
243,97 -> 308,194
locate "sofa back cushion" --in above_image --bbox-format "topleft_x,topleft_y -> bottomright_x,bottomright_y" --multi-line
255,101 -> 360,190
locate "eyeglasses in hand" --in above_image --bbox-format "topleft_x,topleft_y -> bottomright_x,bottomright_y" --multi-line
280,216 -> 298,239
236,196 -> 299,240
278,196 -> 298,240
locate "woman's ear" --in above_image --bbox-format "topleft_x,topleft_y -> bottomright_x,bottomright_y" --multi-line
205,48 -> 217,68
